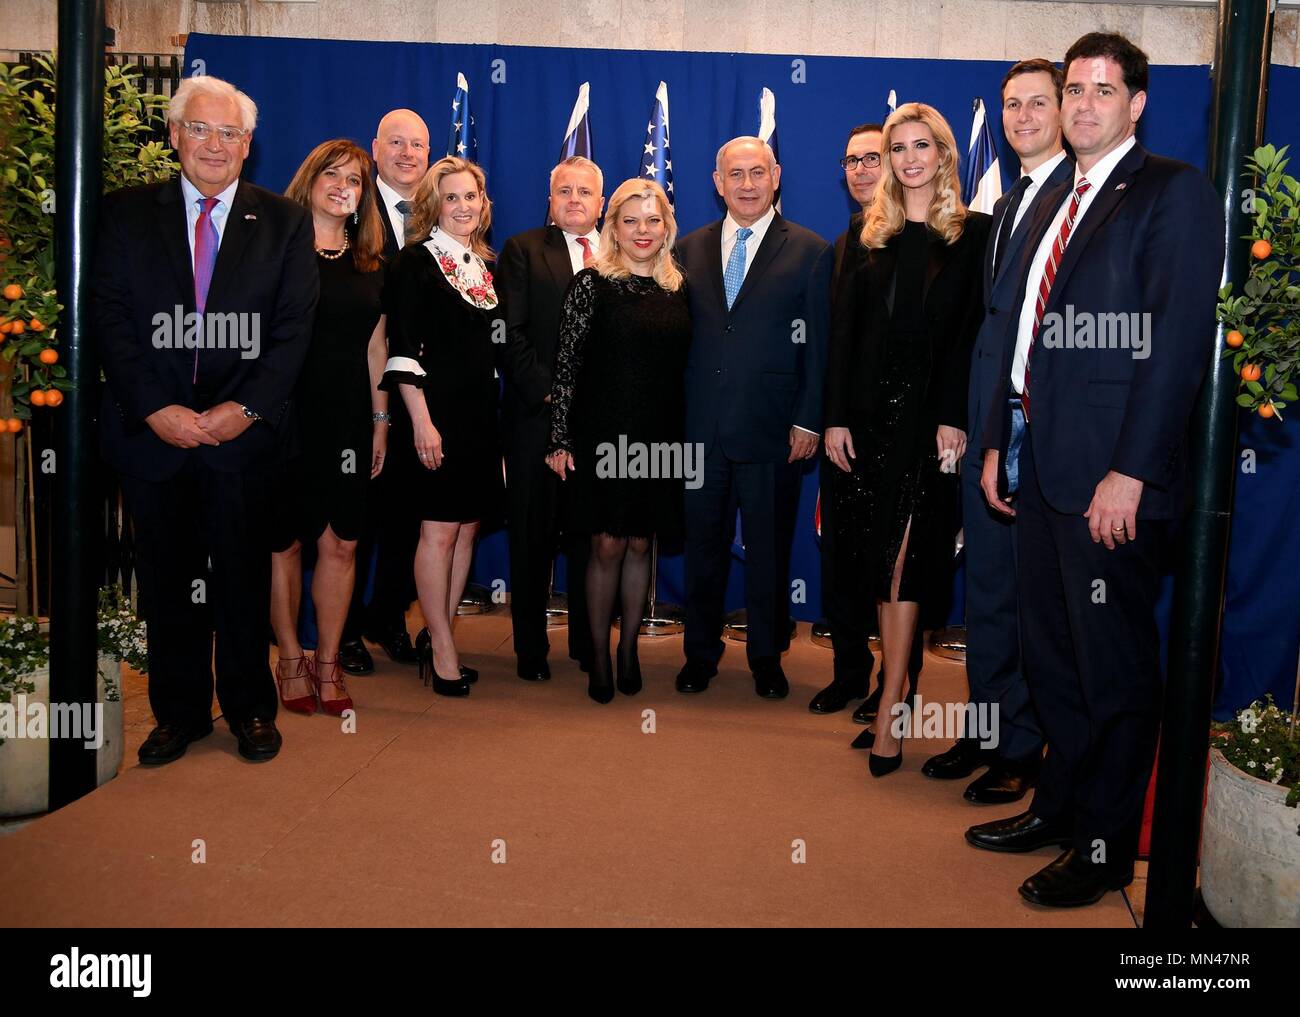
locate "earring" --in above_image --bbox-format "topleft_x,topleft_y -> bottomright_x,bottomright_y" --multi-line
352,210 -> 359,226
430,223 -> 440,234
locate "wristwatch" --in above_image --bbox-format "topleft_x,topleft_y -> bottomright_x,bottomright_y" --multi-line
240,404 -> 262,422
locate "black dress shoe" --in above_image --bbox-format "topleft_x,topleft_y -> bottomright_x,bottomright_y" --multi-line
922,738 -> 993,780
808,679 -> 867,714
1019,848 -> 1134,908
138,722 -> 212,766
752,661 -> 790,699
338,638 -> 375,676
965,811 -> 1071,853
675,659 -> 717,694
233,717 -> 282,761
850,728 -> 875,750
459,665 -> 479,684
516,656 -> 551,682
964,755 -> 1041,804
368,625 -> 418,664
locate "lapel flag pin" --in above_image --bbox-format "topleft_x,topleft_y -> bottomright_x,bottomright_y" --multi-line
244,213 -> 257,220
1114,182 -> 1127,191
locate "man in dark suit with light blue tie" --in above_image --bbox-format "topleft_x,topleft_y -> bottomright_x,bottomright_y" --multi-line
675,137 -> 832,698
965,33 -> 1225,907
923,59 -> 1071,802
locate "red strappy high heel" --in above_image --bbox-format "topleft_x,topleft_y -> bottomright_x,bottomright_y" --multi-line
275,654 -> 317,715
309,656 -> 354,716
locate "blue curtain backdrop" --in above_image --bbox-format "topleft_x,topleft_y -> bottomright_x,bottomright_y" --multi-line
181,34 -> 1300,716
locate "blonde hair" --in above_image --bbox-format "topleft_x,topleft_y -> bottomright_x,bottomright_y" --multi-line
590,179 -> 683,292
861,103 -> 968,249
406,156 -> 494,260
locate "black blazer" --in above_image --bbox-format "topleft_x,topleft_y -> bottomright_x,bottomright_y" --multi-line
93,177 -> 318,481
496,225 -> 579,458
831,209 -> 865,297
827,212 -> 991,434
969,155 -> 1073,468
677,213 -> 832,463
979,143 -> 1225,518
376,180 -> 402,259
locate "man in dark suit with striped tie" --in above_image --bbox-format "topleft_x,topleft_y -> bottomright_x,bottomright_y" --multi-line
922,59 -> 1071,801
336,108 -> 432,674
676,137 -> 832,698
94,76 -> 317,764
966,34 -> 1224,907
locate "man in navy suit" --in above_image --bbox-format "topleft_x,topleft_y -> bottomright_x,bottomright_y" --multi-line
923,59 -> 1070,802
94,76 -> 318,764
965,33 -> 1224,907
675,137 -> 832,698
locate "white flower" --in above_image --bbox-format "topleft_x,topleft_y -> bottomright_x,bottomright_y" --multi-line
1247,760 -> 1257,768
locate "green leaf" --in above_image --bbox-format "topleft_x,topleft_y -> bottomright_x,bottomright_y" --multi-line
1236,393 -> 1256,407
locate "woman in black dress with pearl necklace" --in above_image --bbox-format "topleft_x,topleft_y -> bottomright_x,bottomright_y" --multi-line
270,140 -> 389,719
547,179 -> 691,704
381,156 -> 502,697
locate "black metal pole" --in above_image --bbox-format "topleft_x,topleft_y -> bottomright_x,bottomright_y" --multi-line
1145,0 -> 1273,928
49,0 -> 105,808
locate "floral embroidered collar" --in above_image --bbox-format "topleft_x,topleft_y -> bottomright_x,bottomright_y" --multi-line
423,232 -> 498,310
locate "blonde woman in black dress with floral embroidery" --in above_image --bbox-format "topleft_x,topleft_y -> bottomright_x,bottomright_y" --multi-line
546,179 -> 691,704
381,157 -> 502,696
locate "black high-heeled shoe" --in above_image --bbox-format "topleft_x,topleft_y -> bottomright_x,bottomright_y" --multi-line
868,735 -> 904,777
588,655 -> 615,704
416,629 -> 471,697
850,728 -> 875,750
616,648 -> 642,696
460,665 -> 478,684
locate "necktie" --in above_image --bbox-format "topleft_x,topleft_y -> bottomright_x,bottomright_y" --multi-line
576,236 -> 594,266
992,174 -> 1032,280
193,197 -> 219,383
724,226 -> 752,310
395,199 -> 412,244
1023,178 -> 1091,421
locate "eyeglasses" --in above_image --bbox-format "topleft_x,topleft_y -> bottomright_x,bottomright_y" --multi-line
840,153 -> 881,170
180,121 -> 250,145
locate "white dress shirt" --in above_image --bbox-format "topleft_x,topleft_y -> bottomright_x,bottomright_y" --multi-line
720,204 -> 776,278
990,149 -> 1068,272
179,174 -> 239,267
1011,135 -> 1137,393
375,175 -> 410,249
561,228 -> 602,274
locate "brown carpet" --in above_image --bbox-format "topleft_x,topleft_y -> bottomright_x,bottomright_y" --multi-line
0,615 -> 1136,927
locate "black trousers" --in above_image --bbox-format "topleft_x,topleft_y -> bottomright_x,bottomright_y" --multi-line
684,443 -> 801,666
821,453 -> 924,688
505,447 -> 591,663
120,457 -> 277,730
1018,426 -> 1166,864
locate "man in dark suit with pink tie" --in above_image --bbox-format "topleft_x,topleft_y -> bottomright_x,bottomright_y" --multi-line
94,75 -> 317,765
965,34 -> 1225,907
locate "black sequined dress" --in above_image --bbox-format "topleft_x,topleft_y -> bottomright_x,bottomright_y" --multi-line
547,268 -> 692,541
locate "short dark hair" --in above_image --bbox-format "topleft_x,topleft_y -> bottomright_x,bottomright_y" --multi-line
1063,32 -> 1149,97
1001,58 -> 1064,107
845,122 -> 884,148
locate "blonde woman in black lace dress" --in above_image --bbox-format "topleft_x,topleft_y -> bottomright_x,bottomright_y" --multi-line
546,179 -> 692,704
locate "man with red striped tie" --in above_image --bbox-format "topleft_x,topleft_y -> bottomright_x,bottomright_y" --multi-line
94,75 -> 317,765
965,33 -> 1224,907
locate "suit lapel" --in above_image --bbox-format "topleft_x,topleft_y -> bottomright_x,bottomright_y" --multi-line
1043,144 -> 1145,318
922,227 -> 956,310
704,221 -> 727,312
730,214 -> 787,315
985,191 -> 1011,296
542,225 -> 575,290
205,180 -> 261,312
155,178 -> 195,308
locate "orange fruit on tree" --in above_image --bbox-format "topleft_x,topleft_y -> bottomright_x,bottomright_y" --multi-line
5,418 -> 21,433
44,389 -> 63,407
1257,402 -> 1275,419
1225,330 -> 1244,348
2,283 -> 22,301
38,348 -> 57,365
29,318 -> 44,331
29,389 -> 47,406
8,320 -> 23,335
1240,363 -> 1262,382
1251,239 -> 1272,260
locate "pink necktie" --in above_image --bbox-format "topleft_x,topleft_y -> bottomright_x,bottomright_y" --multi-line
193,197 -> 219,383
576,236 -> 593,266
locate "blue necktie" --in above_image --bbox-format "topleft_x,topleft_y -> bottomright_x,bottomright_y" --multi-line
724,226 -> 752,309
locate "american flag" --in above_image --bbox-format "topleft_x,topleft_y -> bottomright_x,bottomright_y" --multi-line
757,86 -> 782,213
447,72 -> 478,162
640,80 -> 673,205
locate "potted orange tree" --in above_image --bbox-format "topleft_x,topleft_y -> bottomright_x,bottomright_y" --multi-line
1202,143 -> 1300,927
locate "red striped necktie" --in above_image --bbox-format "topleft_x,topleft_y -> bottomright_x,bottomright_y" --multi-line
1023,177 -> 1090,421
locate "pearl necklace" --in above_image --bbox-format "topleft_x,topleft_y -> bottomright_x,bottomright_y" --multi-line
316,234 -> 350,260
